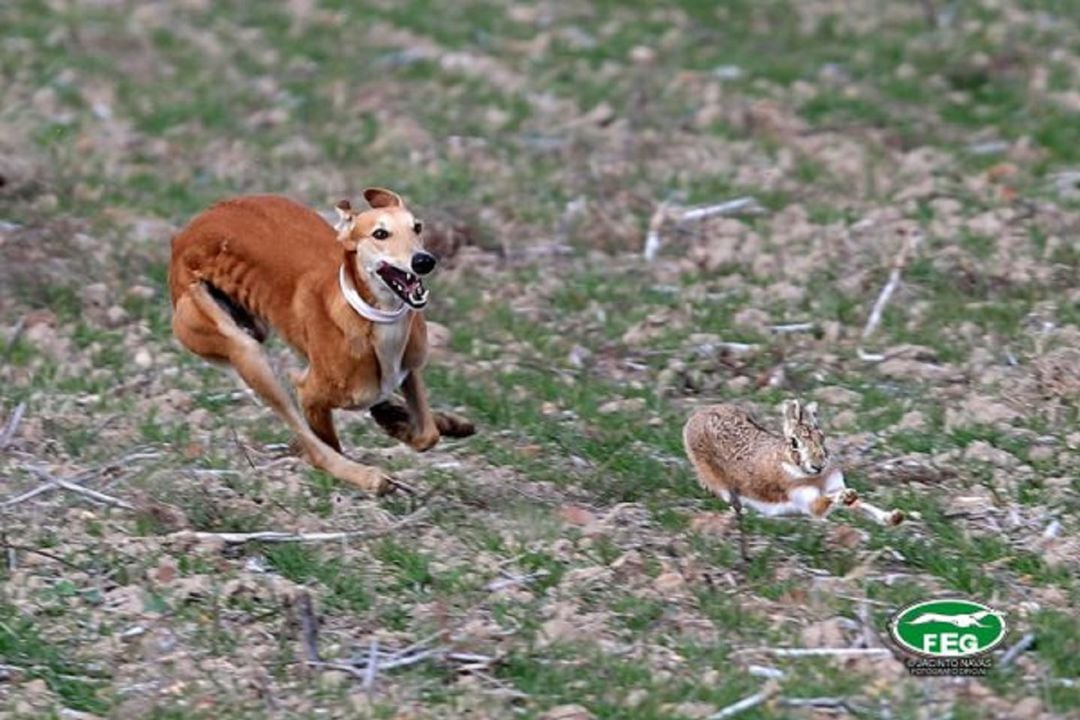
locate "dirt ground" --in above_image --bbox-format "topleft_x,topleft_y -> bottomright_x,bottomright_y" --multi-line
1,1 -> 1078,718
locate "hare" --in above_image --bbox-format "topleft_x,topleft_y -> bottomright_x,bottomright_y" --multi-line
684,400 -> 902,558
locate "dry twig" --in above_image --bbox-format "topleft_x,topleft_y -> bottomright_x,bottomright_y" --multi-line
735,647 -> 893,658
0,402 -> 26,450
165,506 -> 429,545
8,466 -> 135,510
708,681 -> 780,719
999,632 -> 1035,668
296,592 -> 321,663
362,638 -> 379,692
780,696 -> 859,712
858,230 -> 923,361
643,197 -> 765,261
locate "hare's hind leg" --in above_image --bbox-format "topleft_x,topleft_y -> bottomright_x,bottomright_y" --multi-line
728,488 -> 751,563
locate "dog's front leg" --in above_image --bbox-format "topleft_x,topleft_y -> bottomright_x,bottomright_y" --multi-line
291,368 -> 342,453
401,370 -> 440,452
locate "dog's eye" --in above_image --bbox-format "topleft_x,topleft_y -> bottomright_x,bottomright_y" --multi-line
413,222 -> 422,235
372,228 -> 390,240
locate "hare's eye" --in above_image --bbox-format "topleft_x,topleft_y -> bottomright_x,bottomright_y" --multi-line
372,228 -> 390,240
790,438 -> 799,449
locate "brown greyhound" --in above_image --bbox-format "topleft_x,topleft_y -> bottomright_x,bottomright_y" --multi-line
168,188 -> 474,494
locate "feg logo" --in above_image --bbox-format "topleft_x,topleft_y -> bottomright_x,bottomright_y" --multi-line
890,598 -> 1007,657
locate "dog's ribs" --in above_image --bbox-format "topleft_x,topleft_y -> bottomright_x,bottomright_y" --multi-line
204,281 -> 268,342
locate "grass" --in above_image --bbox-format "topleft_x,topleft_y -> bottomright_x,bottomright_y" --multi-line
0,0 -> 1078,716
0,603 -> 109,714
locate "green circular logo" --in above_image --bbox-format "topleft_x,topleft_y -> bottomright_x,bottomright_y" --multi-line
890,598 -> 1007,658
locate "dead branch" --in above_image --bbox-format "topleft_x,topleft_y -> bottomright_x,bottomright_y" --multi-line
306,660 -> 366,678
296,592 -> 321,663
0,483 -> 56,509
362,638 -> 379,692
0,541 -> 87,572
858,230 -> 923,361
999,632 -> 1035,668
708,681 -> 780,719
735,647 -> 893,658
486,569 -> 550,592
19,466 -> 134,509
52,477 -> 134,509
643,201 -> 671,262
0,402 -> 26,450
679,197 -> 765,223
165,506 -> 429,545
769,322 -> 817,335
780,696 -> 859,712
643,197 -> 765,262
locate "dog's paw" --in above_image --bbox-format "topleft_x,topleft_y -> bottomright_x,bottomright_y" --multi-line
409,429 -> 440,453
839,488 -> 859,506
343,464 -> 394,495
435,411 -> 475,438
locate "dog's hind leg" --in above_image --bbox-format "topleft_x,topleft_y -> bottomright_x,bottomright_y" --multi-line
176,284 -> 390,494
433,409 -> 475,438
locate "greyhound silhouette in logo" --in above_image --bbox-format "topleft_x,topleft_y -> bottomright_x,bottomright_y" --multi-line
904,610 -> 1004,629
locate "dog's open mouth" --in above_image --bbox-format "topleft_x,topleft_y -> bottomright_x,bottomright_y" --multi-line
376,262 -> 428,308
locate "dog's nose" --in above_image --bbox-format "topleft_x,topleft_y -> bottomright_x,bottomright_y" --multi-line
411,252 -> 436,275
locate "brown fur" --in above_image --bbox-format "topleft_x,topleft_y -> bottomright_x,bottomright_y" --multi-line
683,402 -> 836,516
169,191 -> 473,494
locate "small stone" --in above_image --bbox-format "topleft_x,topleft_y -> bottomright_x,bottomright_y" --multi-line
1012,697 -> 1042,718
541,704 -> 595,720
829,410 -> 857,429
558,505 -> 596,526
896,410 -> 926,431
801,618 -> 847,647
963,441 -> 1017,467
105,305 -> 129,327
134,349 -> 152,367
598,397 -> 646,414
187,408 -> 212,429
813,386 -> 862,406
1029,445 -> 1054,463
318,670 -> 350,690
127,285 -> 157,301
653,571 -> 685,594
733,307 -> 770,332
629,45 -> 656,64
81,283 -> 109,309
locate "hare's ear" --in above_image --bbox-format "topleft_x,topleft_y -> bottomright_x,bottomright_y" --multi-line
804,401 -> 820,429
334,199 -> 357,249
363,187 -> 404,209
782,399 -> 802,437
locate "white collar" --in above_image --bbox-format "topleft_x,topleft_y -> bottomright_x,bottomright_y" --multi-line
338,265 -> 408,324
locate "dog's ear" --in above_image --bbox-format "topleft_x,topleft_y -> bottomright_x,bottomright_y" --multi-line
363,187 -> 403,209
334,199 -> 357,249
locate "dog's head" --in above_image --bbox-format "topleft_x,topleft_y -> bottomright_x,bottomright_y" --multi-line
334,188 -> 435,309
